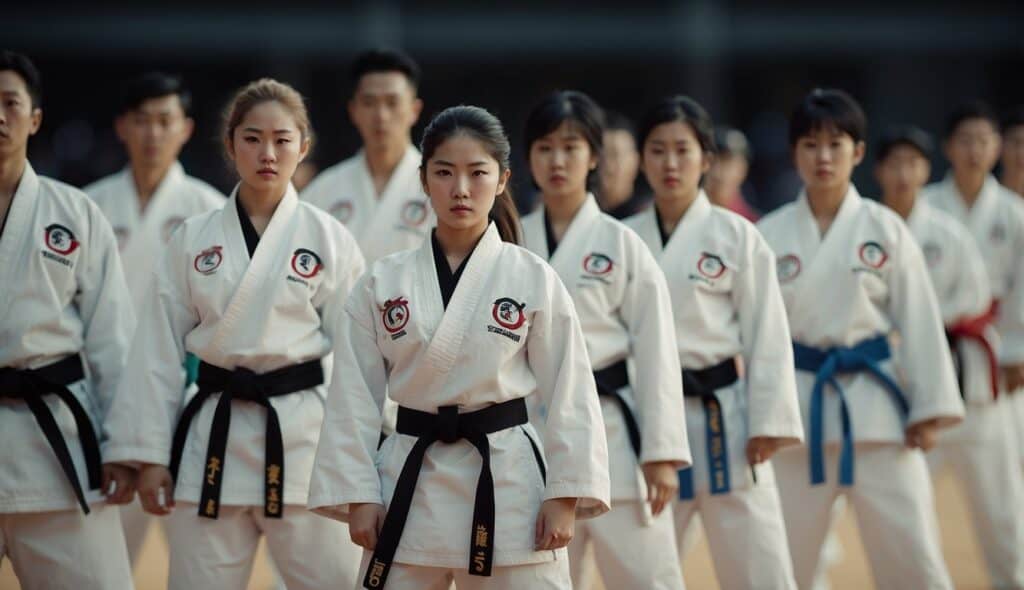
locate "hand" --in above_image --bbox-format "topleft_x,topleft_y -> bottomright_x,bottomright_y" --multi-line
1002,363 -> 1024,392
905,418 -> 941,451
101,463 -> 136,504
137,464 -> 175,515
641,461 -> 678,516
349,503 -> 386,550
534,497 -> 577,550
746,436 -> 783,465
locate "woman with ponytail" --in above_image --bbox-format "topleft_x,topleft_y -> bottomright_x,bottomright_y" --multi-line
309,105 -> 610,589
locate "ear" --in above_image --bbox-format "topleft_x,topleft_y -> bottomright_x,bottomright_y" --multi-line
419,167 -> 430,196
223,135 -> 236,162
113,115 -> 128,144
297,136 -> 311,163
181,117 -> 195,143
497,168 -> 512,195
852,141 -> 866,166
28,107 -> 43,137
701,151 -> 714,174
411,97 -> 424,125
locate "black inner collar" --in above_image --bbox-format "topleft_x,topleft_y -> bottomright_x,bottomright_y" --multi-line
653,204 -> 672,247
0,186 -> 17,241
431,230 -> 475,310
543,209 -> 559,258
236,197 -> 261,258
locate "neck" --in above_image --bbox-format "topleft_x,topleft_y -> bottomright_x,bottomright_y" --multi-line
882,191 -> 916,220
599,186 -> 631,210
365,141 -> 409,184
435,221 -> 487,266
952,170 -> 987,207
0,155 -> 27,200
1001,169 -> 1024,197
806,181 -> 850,223
130,162 -> 173,209
543,189 -> 588,224
654,186 -> 700,233
238,181 -> 286,221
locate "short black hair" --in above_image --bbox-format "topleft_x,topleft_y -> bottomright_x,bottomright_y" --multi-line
637,95 -> 716,154
943,100 -> 998,140
1000,105 -> 1024,134
0,50 -> 42,108
788,88 -> 866,146
524,90 -> 605,189
715,126 -> 751,161
876,125 -> 934,162
116,72 -> 191,117
603,110 -> 635,136
350,48 -> 420,91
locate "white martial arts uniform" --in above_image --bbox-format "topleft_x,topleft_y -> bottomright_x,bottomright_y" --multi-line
521,195 -> 690,590
627,192 -> 804,590
924,175 -> 1024,471
85,161 -> 224,565
758,186 -> 964,590
0,163 -> 134,589
103,185 -> 366,590
308,223 -> 611,590
302,145 -> 434,264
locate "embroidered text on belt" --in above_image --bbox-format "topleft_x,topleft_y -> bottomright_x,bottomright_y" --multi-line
169,359 -> 323,519
593,360 -> 641,458
364,398 -> 529,590
946,299 -> 1000,400
793,335 -> 908,486
0,355 -> 100,514
677,357 -> 739,500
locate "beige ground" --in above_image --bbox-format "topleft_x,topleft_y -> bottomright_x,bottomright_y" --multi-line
0,472 -> 991,589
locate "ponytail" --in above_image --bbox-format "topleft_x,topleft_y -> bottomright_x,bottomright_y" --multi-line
489,189 -> 521,245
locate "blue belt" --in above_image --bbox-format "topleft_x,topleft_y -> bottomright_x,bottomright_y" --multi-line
793,335 -> 908,486
678,358 -> 739,500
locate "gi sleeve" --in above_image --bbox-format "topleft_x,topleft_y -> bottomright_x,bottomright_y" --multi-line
997,202 -> 1024,364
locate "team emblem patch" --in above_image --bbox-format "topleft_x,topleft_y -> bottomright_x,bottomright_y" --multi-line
582,253 -> 614,276
290,248 -> 323,279
162,217 -> 186,243
401,200 -> 429,227
330,201 -> 354,224
381,297 -> 411,336
492,297 -> 527,330
921,242 -> 942,267
44,223 -> 80,255
858,241 -> 888,269
194,245 -> 224,275
777,254 -> 801,283
697,252 -> 727,279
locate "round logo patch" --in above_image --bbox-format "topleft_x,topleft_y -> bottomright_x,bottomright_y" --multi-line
162,217 -> 186,243
582,253 -> 614,276
381,297 -> 410,334
193,245 -> 224,275
291,248 -> 323,279
858,241 -> 888,269
492,297 -> 527,330
330,201 -> 354,224
44,223 -> 80,255
777,254 -> 802,283
401,200 -> 429,227
921,242 -> 942,267
697,252 -> 727,279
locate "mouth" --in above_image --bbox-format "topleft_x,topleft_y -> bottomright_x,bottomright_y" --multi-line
663,176 -> 681,187
450,205 -> 473,214
549,174 -> 568,184
257,168 -> 278,179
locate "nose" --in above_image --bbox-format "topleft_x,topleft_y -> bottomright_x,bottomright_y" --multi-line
453,173 -> 471,198
259,142 -> 277,163
664,150 -> 679,169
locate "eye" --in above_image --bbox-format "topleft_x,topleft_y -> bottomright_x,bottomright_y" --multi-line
473,170 -> 488,176
6,99 -> 19,107
536,144 -> 551,153
276,138 -> 291,144
244,136 -> 259,143
434,169 -> 452,177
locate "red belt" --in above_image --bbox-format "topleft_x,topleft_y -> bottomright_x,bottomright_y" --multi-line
947,300 -> 1000,399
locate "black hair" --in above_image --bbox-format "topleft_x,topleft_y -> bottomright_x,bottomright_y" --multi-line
0,50 -> 42,108
714,126 -> 751,161
524,90 -> 605,190
351,48 -> 421,91
637,95 -> 716,154
943,100 -> 998,140
876,125 -> 934,162
420,105 -> 520,244
117,72 -> 191,117
788,88 -> 867,146
1000,105 -> 1024,134
603,110 -> 635,136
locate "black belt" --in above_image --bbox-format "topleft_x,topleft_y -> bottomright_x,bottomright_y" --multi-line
593,360 -> 641,458
0,355 -> 100,514
678,357 -> 740,500
365,398 -> 529,590
169,359 -> 323,520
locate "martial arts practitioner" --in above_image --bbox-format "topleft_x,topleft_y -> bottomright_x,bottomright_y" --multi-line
103,79 -> 366,590
758,89 -> 964,590
519,91 -> 690,590
876,125 -> 1024,587
922,101 -> 1024,474
302,48 -> 433,263
705,126 -> 759,222
625,95 -> 804,590
0,50 -> 135,589
1000,106 -> 1024,198
308,105 -> 611,590
85,72 -> 224,566
597,110 -> 646,219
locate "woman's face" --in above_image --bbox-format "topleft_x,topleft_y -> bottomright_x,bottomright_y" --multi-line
226,100 -> 309,195
422,133 -> 510,234
641,120 -> 710,200
792,125 -> 864,194
529,120 -> 597,201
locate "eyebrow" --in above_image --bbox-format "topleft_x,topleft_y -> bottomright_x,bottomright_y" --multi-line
242,127 -> 295,134
432,159 -> 489,167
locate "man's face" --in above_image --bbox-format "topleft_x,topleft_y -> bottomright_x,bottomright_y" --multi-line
115,94 -> 193,171
348,71 -> 422,152
0,70 -> 42,160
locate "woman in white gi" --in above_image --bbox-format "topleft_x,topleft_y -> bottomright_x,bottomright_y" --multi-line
308,105 -> 611,590
757,89 -> 964,590
624,95 -> 804,590
518,90 -> 690,590
103,78 -> 366,590
0,50 -> 135,589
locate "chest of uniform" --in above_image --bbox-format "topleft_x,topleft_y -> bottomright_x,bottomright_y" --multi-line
774,234 -> 892,302
329,196 -> 431,233
30,217 -> 83,297
664,238 -> 735,298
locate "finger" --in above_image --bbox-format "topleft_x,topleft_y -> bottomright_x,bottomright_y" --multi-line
102,470 -> 114,496
162,480 -> 176,509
